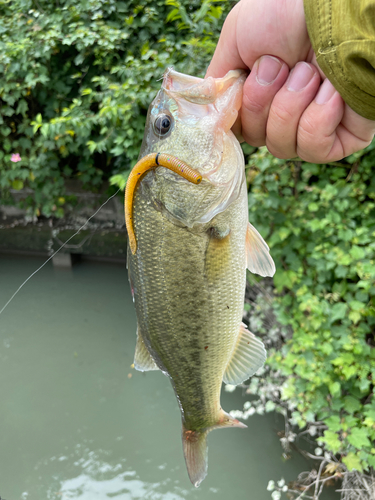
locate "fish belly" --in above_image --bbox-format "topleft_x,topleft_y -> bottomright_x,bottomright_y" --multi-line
128,179 -> 248,431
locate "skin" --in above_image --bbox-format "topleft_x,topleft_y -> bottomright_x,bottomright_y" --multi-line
206,0 -> 375,163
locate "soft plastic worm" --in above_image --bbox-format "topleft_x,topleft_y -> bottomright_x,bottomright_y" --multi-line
125,153 -> 202,254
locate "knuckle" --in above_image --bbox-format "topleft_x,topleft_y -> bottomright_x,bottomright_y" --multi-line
297,118 -> 332,163
242,92 -> 266,116
269,102 -> 295,127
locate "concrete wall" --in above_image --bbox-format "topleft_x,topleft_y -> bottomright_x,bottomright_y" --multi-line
0,188 -> 127,265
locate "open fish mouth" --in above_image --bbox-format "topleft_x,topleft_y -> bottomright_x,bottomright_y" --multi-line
124,152 -> 202,254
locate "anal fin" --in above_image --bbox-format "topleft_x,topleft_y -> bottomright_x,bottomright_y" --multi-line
223,323 -> 266,385
134,327 -> 159,372
246,222 -> 276,277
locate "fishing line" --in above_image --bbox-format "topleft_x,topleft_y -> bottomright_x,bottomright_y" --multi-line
0,188 -> 121,317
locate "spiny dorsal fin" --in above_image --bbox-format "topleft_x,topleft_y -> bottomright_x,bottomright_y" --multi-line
223,323 -> 266,385
246,222 -> 276,277
134,327 -> 159,372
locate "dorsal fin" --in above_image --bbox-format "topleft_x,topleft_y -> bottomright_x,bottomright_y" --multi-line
223,323 -> 266,385
134,327 -> 159,372
246,222 -> 276,277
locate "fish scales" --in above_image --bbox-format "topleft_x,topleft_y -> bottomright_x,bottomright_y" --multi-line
125,68 -> 276,487
130,179 -> 248,427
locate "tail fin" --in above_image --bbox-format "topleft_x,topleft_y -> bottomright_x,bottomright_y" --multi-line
182,411 -> 246,487
182,428 -> 208,488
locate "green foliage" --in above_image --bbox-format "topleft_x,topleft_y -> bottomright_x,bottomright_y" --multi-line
0,0 -> 229,216
246,141 -> 375,473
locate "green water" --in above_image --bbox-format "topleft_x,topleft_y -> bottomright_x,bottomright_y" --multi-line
0,256 -> 338,499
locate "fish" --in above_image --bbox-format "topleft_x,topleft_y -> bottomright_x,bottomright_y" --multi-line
125,68 -> 276,487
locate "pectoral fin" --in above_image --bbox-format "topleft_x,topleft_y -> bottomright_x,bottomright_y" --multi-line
246,222 -> 276,277
134,327 -> 159,372
223,323 -> 266,385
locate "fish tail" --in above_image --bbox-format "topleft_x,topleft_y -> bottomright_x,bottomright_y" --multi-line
182,412 -> 246,487
182,426 -> 209,488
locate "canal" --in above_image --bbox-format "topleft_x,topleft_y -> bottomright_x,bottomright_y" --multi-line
0,255 -> 338,499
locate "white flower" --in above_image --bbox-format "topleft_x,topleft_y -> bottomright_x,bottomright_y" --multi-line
265,400 -> 276,412
256,406 -> 265,415
244,401 -> 252,410
229,410 -> 244,419
271,491 -> 281,500
245,407 -> 256,417
282,485 -> 288,492
267,480 -> 275,491
277,478 -> 285,487
315,447 -> 323,456
225,384 -> 236,392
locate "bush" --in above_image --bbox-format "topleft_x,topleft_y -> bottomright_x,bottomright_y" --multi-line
0,0 -> 229,217
245,141 -> 375,478
3,0 -> 375,494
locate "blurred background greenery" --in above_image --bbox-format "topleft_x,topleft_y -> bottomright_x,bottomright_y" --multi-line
1,0 -> 374,498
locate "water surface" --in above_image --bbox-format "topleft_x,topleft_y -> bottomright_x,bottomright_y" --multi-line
0,256 -> 338,499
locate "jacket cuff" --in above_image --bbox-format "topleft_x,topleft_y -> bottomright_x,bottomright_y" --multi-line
304,0 -> 375,120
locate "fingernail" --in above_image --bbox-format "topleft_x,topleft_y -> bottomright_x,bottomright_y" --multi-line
256,56 -> 282,86
315,78 -> 336,104
287,62 -> 315,91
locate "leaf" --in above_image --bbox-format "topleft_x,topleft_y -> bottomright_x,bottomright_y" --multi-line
110,172 -> 129,190
322,430 -> 342,454
11,180 -> 24,190
344,396 -> 361,413
324,463 -> 340,475
308,202 -> 319,212
364,403 -> 375,420
324,415 -> 341,432
329,382 -> 341,397
349,300 -> 365,311
347,428 -> 371,450
330,302 -> 347,323
343,452 -> 363,472
273,270 -> 297,291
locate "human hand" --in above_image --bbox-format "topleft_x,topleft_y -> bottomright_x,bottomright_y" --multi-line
206,0 -> 375,163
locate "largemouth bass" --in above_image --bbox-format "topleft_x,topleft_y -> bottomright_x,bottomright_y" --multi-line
125,68 -> 275,487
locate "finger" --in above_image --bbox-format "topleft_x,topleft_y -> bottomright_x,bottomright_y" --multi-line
241,56 -> 289,147
266,62 -> 321,159
231,114 -> 243,140
297,79 -> 375,162
205,3 -> 246,79
340,104 -> 375,152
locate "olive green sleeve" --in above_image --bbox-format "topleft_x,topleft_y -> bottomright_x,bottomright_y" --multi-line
303,0 -> 375,120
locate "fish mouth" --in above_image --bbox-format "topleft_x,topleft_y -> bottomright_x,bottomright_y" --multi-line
124,152 -> 202,254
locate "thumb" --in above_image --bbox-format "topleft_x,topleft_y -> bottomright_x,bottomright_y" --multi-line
205,3 -> 246,79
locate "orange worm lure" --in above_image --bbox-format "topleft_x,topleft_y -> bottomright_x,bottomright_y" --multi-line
125,153 -> 202,254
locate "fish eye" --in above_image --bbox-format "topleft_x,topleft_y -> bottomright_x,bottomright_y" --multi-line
153,114 -> 173,137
